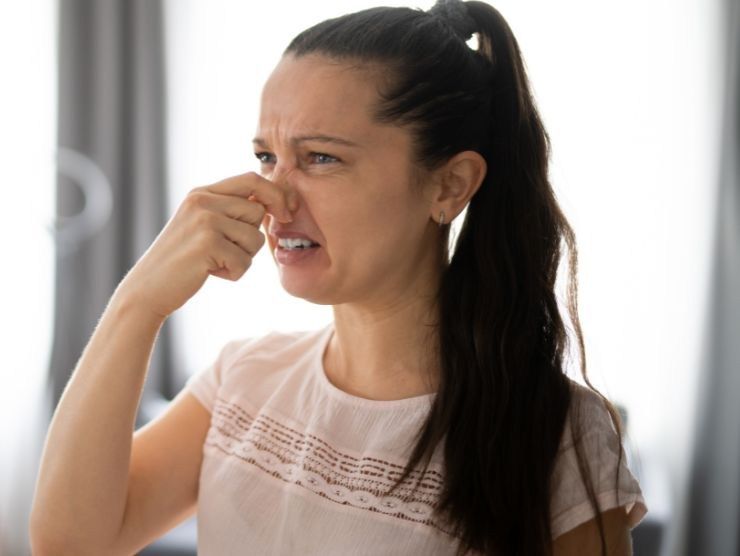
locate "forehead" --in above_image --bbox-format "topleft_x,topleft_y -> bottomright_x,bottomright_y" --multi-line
258,54 -> 383,137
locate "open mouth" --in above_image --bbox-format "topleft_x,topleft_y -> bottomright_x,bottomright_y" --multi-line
273,238 -> 321,265
277,238 -> 320,250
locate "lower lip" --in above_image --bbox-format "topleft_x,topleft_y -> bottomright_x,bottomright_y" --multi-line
274,245 -> 321,265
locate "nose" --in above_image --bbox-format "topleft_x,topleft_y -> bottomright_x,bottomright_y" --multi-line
270,164 -> 299,214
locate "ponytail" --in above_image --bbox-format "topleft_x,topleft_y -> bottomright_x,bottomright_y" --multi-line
436,5 -> 626,553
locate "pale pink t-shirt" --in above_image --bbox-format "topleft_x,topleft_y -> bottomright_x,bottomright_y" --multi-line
184,322 -> 647,555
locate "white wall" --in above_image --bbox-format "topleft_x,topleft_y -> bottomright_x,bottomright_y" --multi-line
507,5 -> 722,554
0,2 -> 57,553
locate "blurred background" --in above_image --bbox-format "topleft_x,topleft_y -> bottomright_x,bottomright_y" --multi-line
0,0 -> 737,554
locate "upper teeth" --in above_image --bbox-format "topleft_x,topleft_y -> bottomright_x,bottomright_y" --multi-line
278,237 -> 317,249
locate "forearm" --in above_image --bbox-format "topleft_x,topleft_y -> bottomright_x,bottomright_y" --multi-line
30,289 -> 166,553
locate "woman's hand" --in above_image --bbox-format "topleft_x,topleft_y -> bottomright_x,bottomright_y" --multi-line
113,172 -> 291,321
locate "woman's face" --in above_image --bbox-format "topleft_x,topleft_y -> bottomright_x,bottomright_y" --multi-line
256,54 -> 440,306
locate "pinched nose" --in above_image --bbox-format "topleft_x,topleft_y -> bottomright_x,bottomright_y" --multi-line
266,167 -> 300,216
286,190 -> 299,213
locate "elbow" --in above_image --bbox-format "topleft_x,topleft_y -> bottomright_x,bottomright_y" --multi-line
30,535 -> 111,556
29,529 -> 74,556
29,516 -> 111,556
29,523 -> 75,556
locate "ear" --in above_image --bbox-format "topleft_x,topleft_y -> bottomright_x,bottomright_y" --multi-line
428,150 -> 487,225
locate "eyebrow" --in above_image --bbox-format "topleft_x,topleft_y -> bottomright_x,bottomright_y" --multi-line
252,135 -> 361,149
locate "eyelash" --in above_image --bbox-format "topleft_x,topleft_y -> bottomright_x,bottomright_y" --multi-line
253,152 -> 340,165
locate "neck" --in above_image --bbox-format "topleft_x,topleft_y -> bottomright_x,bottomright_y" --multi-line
323,268 -> 442,402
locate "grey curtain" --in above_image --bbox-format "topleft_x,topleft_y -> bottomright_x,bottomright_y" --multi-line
49,0 -> 176,429
685,0 -> 740,554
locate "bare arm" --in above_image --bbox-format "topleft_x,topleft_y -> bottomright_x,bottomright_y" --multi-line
29,292 -> 167,554
29,172 -> 290,554
552,506 -> 633,556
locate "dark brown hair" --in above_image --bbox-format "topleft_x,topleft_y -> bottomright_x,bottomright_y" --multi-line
286,2 -> 626,554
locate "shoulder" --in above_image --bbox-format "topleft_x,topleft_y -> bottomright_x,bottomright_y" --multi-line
562,381 -> 617,439
184,325 -> 329,411
549,379 -> 648,539
221,326 -> 325,370
552,506 -> 633,555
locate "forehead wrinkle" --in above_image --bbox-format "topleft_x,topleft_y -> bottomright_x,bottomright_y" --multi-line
254,112 -> 366,150
252,134 -> 361,148
256,57 -> 399,152
258,82 -> 376,147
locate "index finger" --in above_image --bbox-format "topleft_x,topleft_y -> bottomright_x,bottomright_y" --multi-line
205,172 -> 292,223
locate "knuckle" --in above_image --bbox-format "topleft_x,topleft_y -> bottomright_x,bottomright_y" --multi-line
243,229 -> 263,252
231,258 -> 251,280
194,209 -> 217,227
256,231 -> 266,248
196,228 -> 218,250
252,203 -> 266,220
190,184 -> 211,197
183,190 -> 208,210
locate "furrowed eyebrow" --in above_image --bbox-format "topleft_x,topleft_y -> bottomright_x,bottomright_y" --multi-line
252,135 -> 360,148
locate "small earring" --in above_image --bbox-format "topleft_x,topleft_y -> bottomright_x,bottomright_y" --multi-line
439,210 -> 446,227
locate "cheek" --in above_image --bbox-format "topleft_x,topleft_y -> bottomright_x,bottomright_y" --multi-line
321,196 -> 416,256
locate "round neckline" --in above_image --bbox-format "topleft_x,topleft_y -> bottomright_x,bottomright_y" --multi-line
314,321 -> 437,410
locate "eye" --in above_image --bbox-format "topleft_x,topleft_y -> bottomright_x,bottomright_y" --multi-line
254,151 -> 276,165
309,152 -> 339,164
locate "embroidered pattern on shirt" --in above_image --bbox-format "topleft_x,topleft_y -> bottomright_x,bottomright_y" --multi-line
205,397 -> 454,535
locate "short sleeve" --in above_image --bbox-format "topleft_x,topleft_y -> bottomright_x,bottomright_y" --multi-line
549,386 -> 648,539
184,337 -> 253,413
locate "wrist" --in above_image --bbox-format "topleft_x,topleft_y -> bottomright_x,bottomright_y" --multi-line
108,287 -> 169,328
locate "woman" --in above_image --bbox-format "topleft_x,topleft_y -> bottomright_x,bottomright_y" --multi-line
30,1 -> 648,554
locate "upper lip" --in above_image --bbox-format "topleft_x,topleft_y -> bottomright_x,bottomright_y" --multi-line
269,229 -> 321,246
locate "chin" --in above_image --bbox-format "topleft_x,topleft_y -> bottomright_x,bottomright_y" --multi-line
279,276 -> 334,306
273,258 -> 330,304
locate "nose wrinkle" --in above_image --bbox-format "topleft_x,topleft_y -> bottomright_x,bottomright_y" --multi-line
273,166 -> 300,213
271,164 -> 294,188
